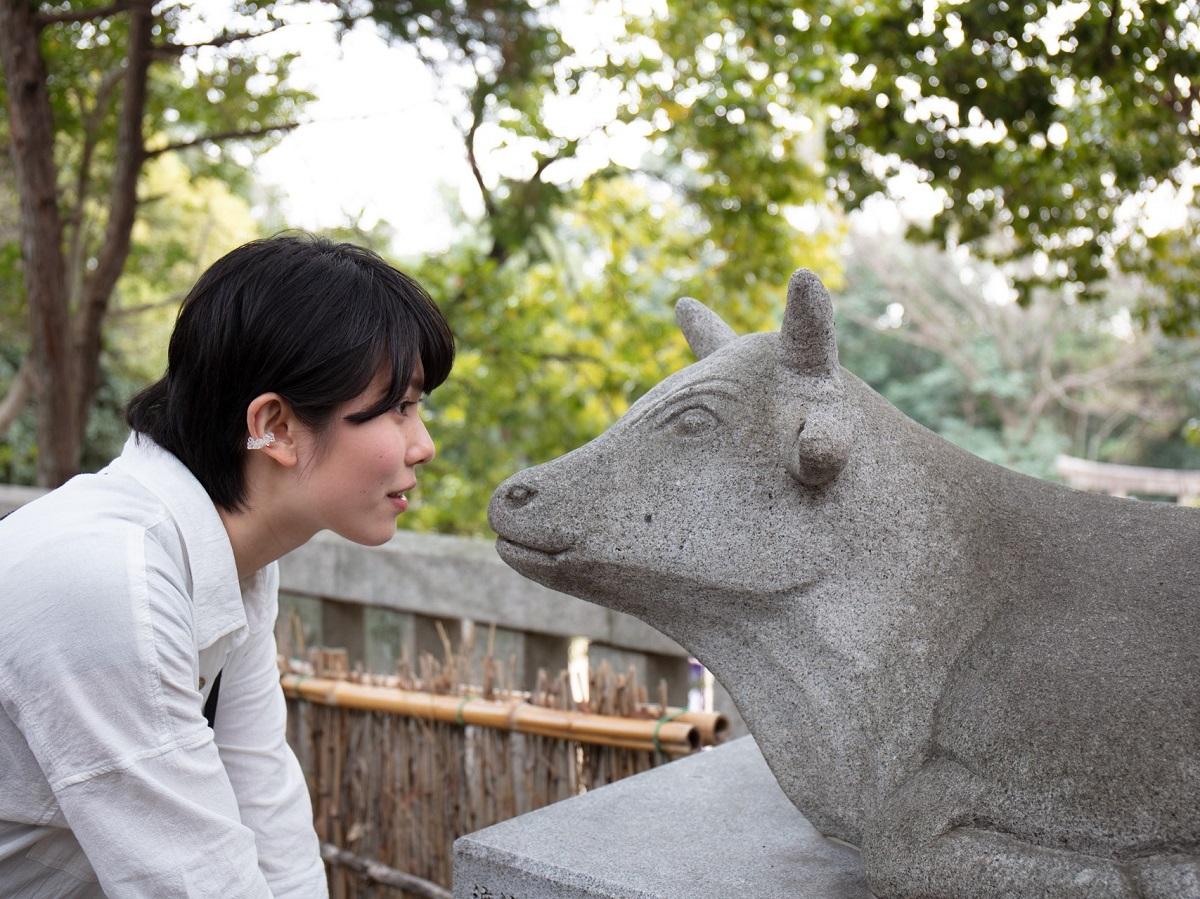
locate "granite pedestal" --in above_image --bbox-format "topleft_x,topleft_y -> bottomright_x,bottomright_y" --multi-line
452,737 -> 870,898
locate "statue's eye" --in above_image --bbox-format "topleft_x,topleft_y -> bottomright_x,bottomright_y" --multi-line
667,406 -> 719,437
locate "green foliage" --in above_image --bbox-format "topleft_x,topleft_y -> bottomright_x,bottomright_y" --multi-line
361,0 -> 1199,533
344,0 -> 846,532
632,0 -> 1200,332
402,176 -> 840,534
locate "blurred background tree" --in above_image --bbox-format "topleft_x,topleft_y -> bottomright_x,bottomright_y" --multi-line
0,0 -> 306,484
836,226 -> 1200,479
640,0 -> 1199,326
2,0 -> 1197,532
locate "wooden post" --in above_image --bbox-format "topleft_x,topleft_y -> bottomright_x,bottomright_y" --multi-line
322,600 -> 366,670
365,608 -> 415,676
521,632 -> 572,691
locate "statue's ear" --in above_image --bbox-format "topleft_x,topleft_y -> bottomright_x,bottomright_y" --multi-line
675,297 -> 736,360
777,269 -> 851,487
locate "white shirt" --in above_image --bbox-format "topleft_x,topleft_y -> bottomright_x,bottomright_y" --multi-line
0,434 -> 327,898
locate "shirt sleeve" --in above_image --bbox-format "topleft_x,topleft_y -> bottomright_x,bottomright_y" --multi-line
0,527 -> 273,897
212,577 -> 327,898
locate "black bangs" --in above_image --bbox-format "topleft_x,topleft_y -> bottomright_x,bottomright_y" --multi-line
342,267 -> 456,424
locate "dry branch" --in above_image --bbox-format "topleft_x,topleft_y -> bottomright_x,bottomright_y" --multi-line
319,843 -> 451,899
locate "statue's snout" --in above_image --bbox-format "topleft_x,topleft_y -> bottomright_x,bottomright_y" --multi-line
488,473 -> 540,535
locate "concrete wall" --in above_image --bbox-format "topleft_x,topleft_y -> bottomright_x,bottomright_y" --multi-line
278,529 -> 685,656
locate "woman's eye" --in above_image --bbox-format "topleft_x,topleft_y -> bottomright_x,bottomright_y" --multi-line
396,399 -> 421,416
668,406 -> 718,436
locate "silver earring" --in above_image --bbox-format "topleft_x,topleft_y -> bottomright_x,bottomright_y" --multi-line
246,431 -> 276,450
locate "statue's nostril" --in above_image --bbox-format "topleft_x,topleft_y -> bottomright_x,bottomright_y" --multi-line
506,484 -> 536,507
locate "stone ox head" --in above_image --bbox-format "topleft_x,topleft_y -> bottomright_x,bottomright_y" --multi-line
488,270 -> 1200,899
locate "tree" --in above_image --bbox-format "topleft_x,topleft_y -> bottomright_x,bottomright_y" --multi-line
0,0 -> 307,485
0,152 -> 260,483
635,0 -> 1200,332
836,226 -> 1200,478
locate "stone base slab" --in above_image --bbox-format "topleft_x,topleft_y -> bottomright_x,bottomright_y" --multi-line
453,736 -> 871,898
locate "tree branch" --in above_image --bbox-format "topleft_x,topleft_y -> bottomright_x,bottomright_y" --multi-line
74,0 -> 153,428
67,65 -> 125,310
36,3 -> 129,27
464,89 -> 498,222
143,121 -> 300,157
150,21 -> 289,58
0,359 -> 34,436
531,139 -> 578,182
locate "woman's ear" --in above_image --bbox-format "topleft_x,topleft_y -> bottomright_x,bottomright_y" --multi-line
245,393 -> 300,468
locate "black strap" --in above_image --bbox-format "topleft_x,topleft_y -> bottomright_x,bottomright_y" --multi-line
203,670 -> 223,730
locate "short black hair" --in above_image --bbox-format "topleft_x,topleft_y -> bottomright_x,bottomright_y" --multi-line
126,233 -> 455,510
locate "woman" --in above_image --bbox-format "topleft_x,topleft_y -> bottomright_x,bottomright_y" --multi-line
0,234 -> 454,897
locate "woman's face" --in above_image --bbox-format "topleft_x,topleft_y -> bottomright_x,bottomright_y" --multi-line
298,363 -> 435,546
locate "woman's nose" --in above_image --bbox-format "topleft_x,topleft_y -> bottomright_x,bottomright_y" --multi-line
408,417 -> 436,466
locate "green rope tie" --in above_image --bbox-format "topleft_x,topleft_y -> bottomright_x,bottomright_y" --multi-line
652,709 -> 687,757
455,694 -> 480,727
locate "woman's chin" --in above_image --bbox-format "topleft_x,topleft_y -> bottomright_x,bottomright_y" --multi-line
334,520 -> 397,547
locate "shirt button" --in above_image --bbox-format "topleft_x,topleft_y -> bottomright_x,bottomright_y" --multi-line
199,676 -> 207,689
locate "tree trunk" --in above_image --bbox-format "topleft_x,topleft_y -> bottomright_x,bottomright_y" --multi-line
0,0 -> 75,486
1,0 -> 153,486
74,0 -> 152,432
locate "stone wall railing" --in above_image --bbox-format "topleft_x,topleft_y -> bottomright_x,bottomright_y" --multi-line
1055,454 -> 1200,503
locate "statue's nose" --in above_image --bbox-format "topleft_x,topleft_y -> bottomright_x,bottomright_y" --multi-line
504,483 -> 537,508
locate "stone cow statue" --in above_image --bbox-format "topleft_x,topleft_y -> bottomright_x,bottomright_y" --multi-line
488,270 -> 1200,899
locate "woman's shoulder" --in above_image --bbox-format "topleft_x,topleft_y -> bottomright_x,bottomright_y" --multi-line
0,468 -> 179,609
3,463 -> 170,545
0,469 -> 202,687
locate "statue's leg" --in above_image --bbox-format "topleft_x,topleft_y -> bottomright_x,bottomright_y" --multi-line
1126,856 -> 1200,898
863,758 -> 1131,899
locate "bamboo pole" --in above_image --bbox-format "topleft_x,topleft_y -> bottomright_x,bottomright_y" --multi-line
293,665 -> 729,747
281,674 -> 700,756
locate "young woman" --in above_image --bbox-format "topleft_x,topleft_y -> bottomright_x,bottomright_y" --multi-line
0,235 -> 454,897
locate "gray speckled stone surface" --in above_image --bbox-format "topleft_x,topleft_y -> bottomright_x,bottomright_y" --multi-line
488,270 -> 1200,898
452,736 -> 870,899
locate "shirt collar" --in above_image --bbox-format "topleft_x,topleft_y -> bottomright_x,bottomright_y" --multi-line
112,433 -> 269,649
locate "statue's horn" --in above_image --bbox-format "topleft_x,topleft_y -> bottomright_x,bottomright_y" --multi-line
676,297 -> 736,360
780,269 -> 839,378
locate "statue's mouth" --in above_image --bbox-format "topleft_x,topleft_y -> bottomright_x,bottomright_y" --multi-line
496,536 -> 573,563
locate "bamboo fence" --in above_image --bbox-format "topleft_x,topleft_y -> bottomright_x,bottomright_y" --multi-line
281,626 -> 726,898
